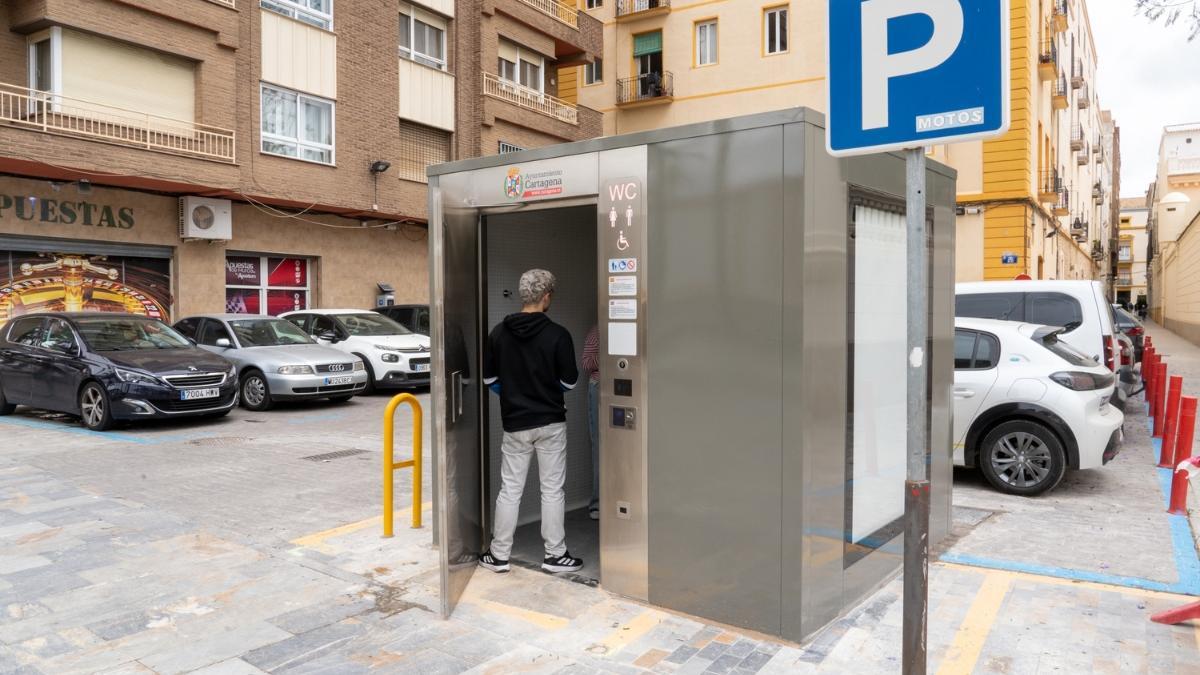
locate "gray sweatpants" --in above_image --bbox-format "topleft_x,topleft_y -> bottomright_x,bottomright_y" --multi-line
490,422 -> 568,560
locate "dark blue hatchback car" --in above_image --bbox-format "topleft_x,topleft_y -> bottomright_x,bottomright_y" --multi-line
0,312 -> 237,430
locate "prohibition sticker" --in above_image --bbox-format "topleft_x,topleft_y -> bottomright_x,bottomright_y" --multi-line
608,275 -> 637,297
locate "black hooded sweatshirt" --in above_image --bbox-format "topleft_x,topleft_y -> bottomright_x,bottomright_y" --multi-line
483,312 -> 579,433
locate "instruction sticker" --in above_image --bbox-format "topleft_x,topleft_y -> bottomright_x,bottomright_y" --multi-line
608,258 -> 638,273
609,299 -> 638,320
608,275 -> 637,297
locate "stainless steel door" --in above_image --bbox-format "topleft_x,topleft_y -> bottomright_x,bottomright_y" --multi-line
432,179 -> 484,619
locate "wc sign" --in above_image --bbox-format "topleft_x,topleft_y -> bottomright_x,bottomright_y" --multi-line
826,0 -> 1010,157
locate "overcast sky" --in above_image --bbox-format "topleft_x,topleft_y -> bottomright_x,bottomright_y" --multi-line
1088,3 -> 1200,197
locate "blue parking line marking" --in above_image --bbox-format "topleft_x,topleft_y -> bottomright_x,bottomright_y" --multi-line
937,552 -> 1184,594
0,416 -> 153,445
1157,466 -> 1200,595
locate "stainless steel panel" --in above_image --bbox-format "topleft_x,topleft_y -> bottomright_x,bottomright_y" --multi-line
645,127 -> 785,634
597,145 -> 650,601
432,173 -> 485,619
786,122 -> 850,642
929,172 -> 957,544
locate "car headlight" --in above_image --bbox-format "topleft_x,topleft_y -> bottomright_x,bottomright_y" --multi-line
353,360 -> 365,371
1049,371 -> 1114,391
381,353 -> 400,363
115,368 -> 159,385
277,365 -> 316,375
374,344 -> 399,351
227,364 -> 237,378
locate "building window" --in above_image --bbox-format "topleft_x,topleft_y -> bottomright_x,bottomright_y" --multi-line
397,121 -> 450,183
260,84 -> 335,165
260,0 -> 333,30
399,4 -> 447,70
764,6 -> 788,55
586,0 -> 601,8
28,29 -> 60,95
226,256 -> 312,316
499,141 -> 525,154
695,20 -> 718,66
498,40 -> 544,92
584,57 -> 603,85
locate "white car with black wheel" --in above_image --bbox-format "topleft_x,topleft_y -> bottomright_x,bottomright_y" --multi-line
954,318 -> 1124,496
281,309 -> 430,392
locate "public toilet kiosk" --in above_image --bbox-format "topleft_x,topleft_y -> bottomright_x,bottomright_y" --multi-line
428,108 -> 956,643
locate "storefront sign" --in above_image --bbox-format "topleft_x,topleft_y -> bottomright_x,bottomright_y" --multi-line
226,257 -> 262,285
0,194 -> 134,229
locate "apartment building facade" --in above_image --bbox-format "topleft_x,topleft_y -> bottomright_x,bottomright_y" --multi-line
1116,197 -> 1149,308
567,0 -> 1117,284
455,0 -> 603,157
0,0 -> 603,324
1147,123 -> 1200,340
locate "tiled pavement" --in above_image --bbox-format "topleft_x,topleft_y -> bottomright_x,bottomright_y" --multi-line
3,375 -> 1200,672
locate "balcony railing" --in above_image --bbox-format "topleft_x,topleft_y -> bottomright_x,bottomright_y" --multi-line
1070,124 -> 1083,150
516,0 -> 579,28
1071,59 -> 1084,89
1168,156 -> 1200,176
1116,276 -> 1133,287
1077,82 -> 1090,108
1052,75 -> 1068,109
1038,39 -> 1057,80
1077,143 -> 1090,165
482,72 -> 578,124
616,72 -> 674,106
1052,0 -> 1068,31
616,0 -> 670,18
1039,168 -> 1062,202
0,82 -> 235,163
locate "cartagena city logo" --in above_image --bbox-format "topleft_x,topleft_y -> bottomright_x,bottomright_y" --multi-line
504,168 -> 523,199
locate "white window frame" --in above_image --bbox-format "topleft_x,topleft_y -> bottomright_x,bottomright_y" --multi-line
26,28 -> 63,115
260,0 -> 333,30
764,6 -> 788,55
584,57 -> 603,85
260,83 -> 336,166
499,40 -> 544,93
695,20 -> 717,67
586,0 -> 602,8
399,4 -> 448,71
225,255 -> 314,317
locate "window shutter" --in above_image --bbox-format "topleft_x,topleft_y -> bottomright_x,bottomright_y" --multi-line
632,31 -> 662,57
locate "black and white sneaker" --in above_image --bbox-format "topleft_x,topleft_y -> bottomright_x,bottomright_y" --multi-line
479,550 -> 510,573
542,551 -> 583,573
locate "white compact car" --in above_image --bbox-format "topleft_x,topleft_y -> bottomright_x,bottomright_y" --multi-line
954,318 -> 1124,496
281,309 -> 430,392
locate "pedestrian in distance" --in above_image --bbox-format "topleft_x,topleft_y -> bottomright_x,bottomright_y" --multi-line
479,269 -> 583,575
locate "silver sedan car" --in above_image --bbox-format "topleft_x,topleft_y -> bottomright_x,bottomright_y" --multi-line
173,314 -> 368,411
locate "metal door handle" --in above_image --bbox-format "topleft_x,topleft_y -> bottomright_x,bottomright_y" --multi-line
954,388 -> 975,399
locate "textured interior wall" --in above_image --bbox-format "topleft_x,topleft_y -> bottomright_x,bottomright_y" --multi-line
484,206 -> 597,526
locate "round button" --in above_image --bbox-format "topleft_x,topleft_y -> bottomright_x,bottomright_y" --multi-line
617,359 -> 628,370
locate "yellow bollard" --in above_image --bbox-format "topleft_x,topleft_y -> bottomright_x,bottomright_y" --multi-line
382,393 -> 423,537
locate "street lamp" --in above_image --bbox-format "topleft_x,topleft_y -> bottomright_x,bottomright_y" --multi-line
369,160 -> 391,211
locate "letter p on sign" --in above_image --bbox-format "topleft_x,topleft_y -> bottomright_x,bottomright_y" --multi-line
826,0 -> 1009,157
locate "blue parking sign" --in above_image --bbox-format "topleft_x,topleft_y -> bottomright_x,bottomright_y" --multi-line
827,0 -> 1010,157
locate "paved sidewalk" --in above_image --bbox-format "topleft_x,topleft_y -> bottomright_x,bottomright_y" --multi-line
3,358 -> 1200,672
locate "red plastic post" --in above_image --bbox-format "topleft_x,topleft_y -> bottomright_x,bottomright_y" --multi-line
1168,467 -> 1190,515
1154,362 -> 1168,438
1145,351 -> 1157,404
1160,376 -> 1184,468
1152,600 -> 1200,625
1173,397 -> 1198,467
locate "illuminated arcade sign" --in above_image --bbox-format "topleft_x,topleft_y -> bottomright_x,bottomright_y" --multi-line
0,194 -> 135,229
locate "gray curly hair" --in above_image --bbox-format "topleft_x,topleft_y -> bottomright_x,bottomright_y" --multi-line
518,269 -> 557,305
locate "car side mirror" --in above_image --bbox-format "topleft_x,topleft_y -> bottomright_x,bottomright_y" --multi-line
215,338 -> 232,348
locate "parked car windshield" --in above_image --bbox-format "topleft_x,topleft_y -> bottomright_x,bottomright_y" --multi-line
75,317 -> 191,351
333,313 -> 411,336
230,318 -> 314,347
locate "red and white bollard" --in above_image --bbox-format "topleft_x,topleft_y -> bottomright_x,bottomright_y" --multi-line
1167,456 -> 1200,516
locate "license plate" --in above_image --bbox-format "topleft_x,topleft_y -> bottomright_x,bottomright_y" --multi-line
413,363 -> 430,373
180,388 -> 220,401
324,376 -> 353,385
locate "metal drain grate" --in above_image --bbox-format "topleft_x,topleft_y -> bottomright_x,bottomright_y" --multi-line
301,449 -> 369,462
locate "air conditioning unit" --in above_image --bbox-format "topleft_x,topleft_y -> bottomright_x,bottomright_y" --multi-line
179,197 -> 232,241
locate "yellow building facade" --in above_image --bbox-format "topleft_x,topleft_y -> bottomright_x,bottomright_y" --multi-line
568,0 -> 1116,284
1148,123 -> 1200,341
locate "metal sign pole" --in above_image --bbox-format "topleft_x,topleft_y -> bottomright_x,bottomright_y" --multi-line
903,146 -> 930,675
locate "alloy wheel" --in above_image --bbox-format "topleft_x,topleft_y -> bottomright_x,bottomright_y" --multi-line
243,377 -> 266,407
81,387 -> 105,428
990,431 -> 1052,488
